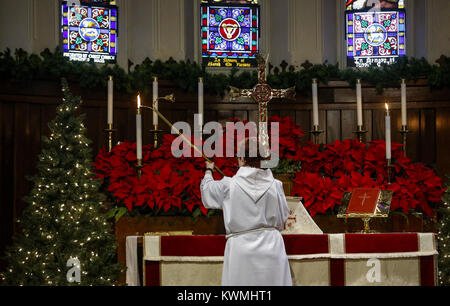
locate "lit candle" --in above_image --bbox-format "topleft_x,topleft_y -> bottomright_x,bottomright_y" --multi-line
356,79 -> 363,126
107,76 -> 113,125
153,77 -> 158,126
312,79 -> 319,127
136,95 -> 142,160
198,77 -> 204,129
401,79 -> 407,126
385,103 -> 391,160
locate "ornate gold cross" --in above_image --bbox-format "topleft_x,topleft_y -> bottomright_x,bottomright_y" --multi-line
229,54 -> 296,124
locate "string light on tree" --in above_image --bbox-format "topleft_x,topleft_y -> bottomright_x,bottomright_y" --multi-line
0,79 -> 123,285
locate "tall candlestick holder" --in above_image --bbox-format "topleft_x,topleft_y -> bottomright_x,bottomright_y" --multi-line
310,125 -> 324,145
400,125 -> 409,156
386,158 -> 395,185
354,125 -> 368,143
136,159 -> 143,179
104,123 -> 117,152
149,124 -> 163,148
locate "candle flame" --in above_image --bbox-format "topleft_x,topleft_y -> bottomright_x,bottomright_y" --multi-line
137,94 -> 141,109
385,103 -> 389,111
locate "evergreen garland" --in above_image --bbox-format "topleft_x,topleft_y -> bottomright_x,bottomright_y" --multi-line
0,47 -> 449,97
0,79 -> 123,285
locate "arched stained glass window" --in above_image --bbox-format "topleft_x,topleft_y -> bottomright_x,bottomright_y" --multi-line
345,0 -> 406,68
201,0 -> 260,68
61,0 -> 118,63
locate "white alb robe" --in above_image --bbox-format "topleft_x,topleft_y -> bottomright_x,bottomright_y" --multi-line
200,167 -> 292,286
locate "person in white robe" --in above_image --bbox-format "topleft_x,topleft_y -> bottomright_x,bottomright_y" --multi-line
200,139 -> 292,286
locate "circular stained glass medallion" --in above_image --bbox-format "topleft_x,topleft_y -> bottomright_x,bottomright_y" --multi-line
79,18 -> 100,42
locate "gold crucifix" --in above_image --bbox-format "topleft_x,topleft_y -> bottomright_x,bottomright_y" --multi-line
229,54 -> 296,124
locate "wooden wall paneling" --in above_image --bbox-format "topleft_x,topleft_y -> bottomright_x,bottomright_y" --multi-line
318,110 -> 327,144
372,108 -> 385,142
294,110 -> 311,142
268,109 -> 280,120
436,108 -> 450,177
217,110 -> 234,125
341,109 -> 356,140
326,110 -> 341,143
248,110 -> 258,124
13,103 -> 33,224
127,107 -> 137,145
0,102 -> 15,270
96,103 -> 107,154
204,109 -> 217,124
406,109 -> 420,162
363,109 -> 372,142
390,109 -> 402,146
114,107 -> 130,145
420,109 -> 436,165
234,110 -> 248,121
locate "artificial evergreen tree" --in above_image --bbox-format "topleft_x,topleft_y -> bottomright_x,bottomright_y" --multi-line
438,177 -> 450,286
1,79 -> 123,285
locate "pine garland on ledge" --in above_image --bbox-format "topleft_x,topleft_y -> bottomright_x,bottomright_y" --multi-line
0,47 -> 449,97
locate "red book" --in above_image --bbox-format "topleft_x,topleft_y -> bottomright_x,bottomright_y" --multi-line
347,188 -> 381,215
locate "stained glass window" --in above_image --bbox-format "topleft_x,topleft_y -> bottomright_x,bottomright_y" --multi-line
345,0 -> 406,68
201,0 -> 260,68
61,0 -> 118,63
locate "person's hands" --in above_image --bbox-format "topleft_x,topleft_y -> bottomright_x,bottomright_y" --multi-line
206,161 -> 215,171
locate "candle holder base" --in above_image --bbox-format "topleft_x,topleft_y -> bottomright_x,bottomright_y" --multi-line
309,126 -> 324,145
386,159 -> 395,185
104,125 -> 118,152
136,159 -> 143,179
399,126 -> 409,156
149,128 -> 163,149
353,126 -> 368,143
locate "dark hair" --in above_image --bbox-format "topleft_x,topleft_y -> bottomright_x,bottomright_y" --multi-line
238,137 -> 268,169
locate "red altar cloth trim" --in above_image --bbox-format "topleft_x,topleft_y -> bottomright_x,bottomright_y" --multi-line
420,256 -> 437,286
345,233 -> 419,254
159,235 -> 330,257
283,235 -> 329,255
161,235 -> 226,257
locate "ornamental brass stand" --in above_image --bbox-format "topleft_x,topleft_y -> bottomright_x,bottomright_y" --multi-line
354,125 -> 368,143
104,123 -> 117,152
310,125 -> 324,145
149,124 -> 163,148
337,190 -> 393,233
400,125 -> 409,157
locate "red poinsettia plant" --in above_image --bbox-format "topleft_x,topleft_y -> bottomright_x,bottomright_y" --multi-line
292,139 -> 445,216
93,116 -> 444,219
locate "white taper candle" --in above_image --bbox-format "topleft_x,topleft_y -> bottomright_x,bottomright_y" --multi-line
107,76 -> 113,125
198,77 -> 204,128
153,77 -> 158,126
401,79 -> 407,126
356,79 -> 363,126
136,95 -> 142,160
385,103 -> 392,160
312,79 -> 319,127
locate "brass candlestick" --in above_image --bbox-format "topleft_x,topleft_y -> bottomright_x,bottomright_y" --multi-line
310,125 -> 324,145
136,158 -> 143,179
386,158 -> 394,185
354,125 -> 368,143
149,124 -> 163,148
104,123 -> 117,152
400,125 -> 409,156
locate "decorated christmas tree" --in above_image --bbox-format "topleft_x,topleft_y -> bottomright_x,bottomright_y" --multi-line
1,79 -> 123,285
438,176 -> 450,286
